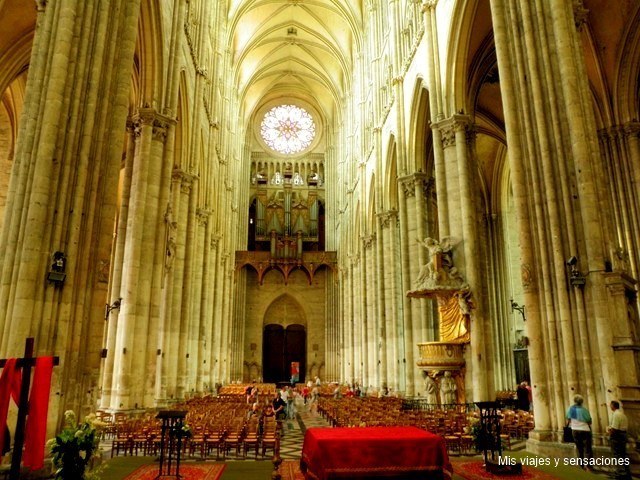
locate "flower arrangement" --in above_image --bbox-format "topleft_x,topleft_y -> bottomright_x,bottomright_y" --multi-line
468,417 -> 483,452
48,411 -> 106,480
173,423 -> 192,440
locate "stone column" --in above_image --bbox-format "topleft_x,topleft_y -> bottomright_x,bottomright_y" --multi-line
363,234 -> 377,387
0,0 -> 141,424
421,1 -> 449,237
109,109 -> 172,411
485,213 -> 516,390
194,209 -> 210,392
624,123 -> 640,276
347,257 -> 356,382
358,239 -> 369,386
374,219 -> 388,389
488,0 -> 636,440
380,210 -> 402,391
397,187 -> 416,396
353,256 -> 363,384
100,120 -> 135,409
210,235 -> 223,385
413,173 -> 437,341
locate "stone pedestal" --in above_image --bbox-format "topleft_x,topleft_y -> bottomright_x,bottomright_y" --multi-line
417,341 -> 466,404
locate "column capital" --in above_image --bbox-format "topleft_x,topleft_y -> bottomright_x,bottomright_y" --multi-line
377,209 -> 398,229
211,234 -> 222,249
196,208 -> 211,226
361,234 -> 376,250
433,114 -> 472,148
398,175 -> 416,197
398,172 -> 432,198
421,0 -> 438,12
172,168 -> 197,193
410,171 -> 431,189
131,108 -> 174,142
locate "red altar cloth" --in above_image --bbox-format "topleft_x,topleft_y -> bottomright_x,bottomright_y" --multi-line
300,426 -> 453,479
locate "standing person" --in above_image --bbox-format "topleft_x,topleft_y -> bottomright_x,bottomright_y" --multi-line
245,385 -> 254,404
285,386 -> 294,419
516,381 -> 530,411
607,400 -> 631,479
565,395 -> 593,471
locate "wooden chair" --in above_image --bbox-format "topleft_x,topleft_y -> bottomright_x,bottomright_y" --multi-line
203,427 -> 226,460
460,435 -> 474,454
500,433 -> 512,450
261,422 -> 278,458
243,419 -> 261,459
189,432 -> 206,459
444,435 -> 461,455
111,434 -> 132,457
223,422 -> 244,459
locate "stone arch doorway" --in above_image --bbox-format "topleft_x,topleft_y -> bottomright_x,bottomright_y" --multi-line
263,324 -> 306,383
262,294 -> 307,383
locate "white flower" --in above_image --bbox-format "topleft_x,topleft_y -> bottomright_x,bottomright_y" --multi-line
64,410 -> 77,427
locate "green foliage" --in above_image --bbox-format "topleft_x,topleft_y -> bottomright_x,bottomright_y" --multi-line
173,423 -> 192,440
49,411 -> 101,480
471,421 -> 483,452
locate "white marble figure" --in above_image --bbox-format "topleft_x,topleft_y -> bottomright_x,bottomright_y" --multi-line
440,371 -> 457,405
424,373 -> 438,405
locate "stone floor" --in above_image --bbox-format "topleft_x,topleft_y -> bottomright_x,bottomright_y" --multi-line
279,402 -> 331,459
99,405 -> 620,480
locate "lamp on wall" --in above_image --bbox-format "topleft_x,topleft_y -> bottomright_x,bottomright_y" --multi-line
566,255 -> 586,287
510,298 -> 526,322
105,298 -> 122,319
47,251 -> 67,286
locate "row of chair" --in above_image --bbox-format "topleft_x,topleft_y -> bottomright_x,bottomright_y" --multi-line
105,395 -> 282,460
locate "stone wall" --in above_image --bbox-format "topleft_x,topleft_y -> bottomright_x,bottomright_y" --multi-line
243,267 -> 327,382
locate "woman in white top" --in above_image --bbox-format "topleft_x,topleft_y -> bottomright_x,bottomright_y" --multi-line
565,394 -> 593,470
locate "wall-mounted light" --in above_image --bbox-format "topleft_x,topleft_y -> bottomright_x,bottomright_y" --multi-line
105,298 -> 122,319
510,298 -> 526,322
566,256 -> 586,287
47,251 -> 67,286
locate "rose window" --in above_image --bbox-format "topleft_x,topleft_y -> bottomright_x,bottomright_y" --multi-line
260,105 -> 316,154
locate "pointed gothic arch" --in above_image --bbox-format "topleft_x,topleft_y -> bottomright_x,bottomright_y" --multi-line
615,7 -> 640,121
384,135 -> 399,212
137,0 -> 165,106
263,294 -> 308,383
407,77 -> 433,173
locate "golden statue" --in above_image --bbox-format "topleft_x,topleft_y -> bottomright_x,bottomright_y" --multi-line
437,291 -> 471,343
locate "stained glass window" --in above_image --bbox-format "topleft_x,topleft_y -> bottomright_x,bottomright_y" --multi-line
260,105 -> 316,154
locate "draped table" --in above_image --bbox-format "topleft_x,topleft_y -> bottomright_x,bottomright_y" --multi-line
300,426 -> 453,479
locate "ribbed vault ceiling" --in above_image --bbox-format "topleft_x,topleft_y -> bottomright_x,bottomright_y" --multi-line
228,0 -> 362,130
